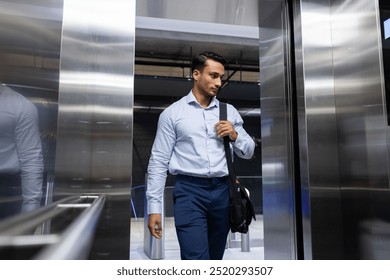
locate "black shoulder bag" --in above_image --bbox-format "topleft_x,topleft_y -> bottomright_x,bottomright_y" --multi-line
219,102 -> 256,234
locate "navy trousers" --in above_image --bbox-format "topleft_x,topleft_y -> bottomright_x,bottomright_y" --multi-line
173,174 -> 230,260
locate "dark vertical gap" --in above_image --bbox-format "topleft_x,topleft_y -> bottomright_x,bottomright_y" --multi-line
378,0 -> 390,125
287,0 -> 304,260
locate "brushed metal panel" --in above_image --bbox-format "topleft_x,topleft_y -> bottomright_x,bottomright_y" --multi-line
331,0 -> 390,259
294,0 -> 344,259
296,0 -> 390,259
260,0 -> 299,260
0,0 -> 62,220
0,0 -> 62,91
55,0 -> 135,259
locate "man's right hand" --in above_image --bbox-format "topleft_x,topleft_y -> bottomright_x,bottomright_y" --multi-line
147,213 -> 162,239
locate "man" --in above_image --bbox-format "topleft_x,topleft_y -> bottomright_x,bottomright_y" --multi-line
146,51 -> 255,260
0,83 -> 44,220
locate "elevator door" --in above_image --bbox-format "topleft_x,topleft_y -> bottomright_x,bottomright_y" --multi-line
260,0 -> 390,260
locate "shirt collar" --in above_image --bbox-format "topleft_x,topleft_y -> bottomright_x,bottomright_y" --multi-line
186,90 -> 218,109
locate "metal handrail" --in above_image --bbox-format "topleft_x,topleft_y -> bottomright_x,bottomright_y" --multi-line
0,196 -> 81,236
34,195 -> 106,259
0,194 -> 106,259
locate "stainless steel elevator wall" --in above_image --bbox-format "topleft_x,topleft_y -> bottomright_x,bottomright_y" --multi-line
55,0 -> 135,259
297,0 -> 390,260
259,0 -> 299,260
294,0 -> 345,259
0,0 -> 62,219
260,0 -> 390,259
330,0 -> 390,259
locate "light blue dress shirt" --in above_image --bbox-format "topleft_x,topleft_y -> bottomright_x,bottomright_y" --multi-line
0,84 -> 44,212
146,91 -> 255,214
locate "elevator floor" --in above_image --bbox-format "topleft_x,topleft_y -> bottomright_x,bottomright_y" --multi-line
130,215 -> 264,260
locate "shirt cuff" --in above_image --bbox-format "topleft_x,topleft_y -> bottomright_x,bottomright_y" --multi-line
148,202 -> 162,215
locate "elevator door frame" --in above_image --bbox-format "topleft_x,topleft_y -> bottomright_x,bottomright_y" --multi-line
260,0 -> 390,260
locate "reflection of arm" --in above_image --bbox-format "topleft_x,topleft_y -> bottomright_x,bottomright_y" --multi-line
228,105 -> 255,159
146,109 -> 175,215
16,101 -> 44,212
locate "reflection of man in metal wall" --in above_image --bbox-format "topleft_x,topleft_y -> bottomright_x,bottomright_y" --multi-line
0,83 -> 43,220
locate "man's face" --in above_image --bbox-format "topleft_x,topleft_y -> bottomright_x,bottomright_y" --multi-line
193,59 -> 225,98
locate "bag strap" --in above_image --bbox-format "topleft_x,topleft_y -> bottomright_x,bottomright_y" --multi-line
219,102 -> 240,199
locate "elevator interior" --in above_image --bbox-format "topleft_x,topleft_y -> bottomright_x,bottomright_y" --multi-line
2,0 -> 390,261
0,0 -> 262,259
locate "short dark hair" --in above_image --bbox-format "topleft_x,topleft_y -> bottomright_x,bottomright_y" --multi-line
191,51 -> 226,73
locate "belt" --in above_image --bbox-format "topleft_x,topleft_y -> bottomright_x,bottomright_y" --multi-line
176,174 -> 228,183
